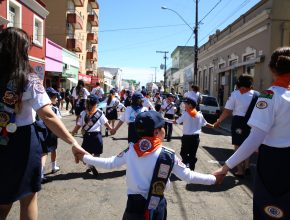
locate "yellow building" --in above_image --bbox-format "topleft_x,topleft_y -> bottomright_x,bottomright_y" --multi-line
43,0 -> 99,80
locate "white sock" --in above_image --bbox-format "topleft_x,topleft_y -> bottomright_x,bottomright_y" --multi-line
41,166 -> 45,178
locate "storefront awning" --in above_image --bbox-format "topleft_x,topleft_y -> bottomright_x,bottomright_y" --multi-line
67,78 -> 78,84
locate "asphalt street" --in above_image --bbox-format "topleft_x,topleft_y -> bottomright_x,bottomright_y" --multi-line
7,114 -> 255,220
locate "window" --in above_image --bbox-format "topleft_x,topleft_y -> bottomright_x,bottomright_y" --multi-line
7,0 -> 22,28
33,15 -> 44,47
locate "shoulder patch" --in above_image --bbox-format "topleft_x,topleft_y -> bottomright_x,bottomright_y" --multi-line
256,101 -> 268,109
259,90 -> 274,99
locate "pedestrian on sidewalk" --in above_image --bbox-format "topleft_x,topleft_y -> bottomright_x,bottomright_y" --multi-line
71,94 -> 114,176
214,74 -> 259,177
168,97 -> 214,170
0,27 -> 87,220
213,47 -> 290,220
112,92 -> 148,144
75,111 -> 220,219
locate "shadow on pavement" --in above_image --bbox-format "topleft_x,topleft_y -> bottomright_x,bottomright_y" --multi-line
202,145 -> 257,193
111,137 -> 128,141
49,170 -> 126,181
186,176 -> 241,192
202,127 -> 231,136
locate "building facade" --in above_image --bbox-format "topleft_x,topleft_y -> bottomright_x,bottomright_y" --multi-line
197,0 -> 290,100
42,0 -> 99,83
0,0 -> 49,79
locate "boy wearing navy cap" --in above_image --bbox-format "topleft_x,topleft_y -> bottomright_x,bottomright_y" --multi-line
170,97 -> 214,170
76,111 -> 220,219
38,87 -> 62,183
71,94 -> 114,176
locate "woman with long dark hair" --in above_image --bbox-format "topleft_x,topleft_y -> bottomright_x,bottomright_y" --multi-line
0,27 -> 87,219
72,80 -> 90,123
214,47 -> 290,219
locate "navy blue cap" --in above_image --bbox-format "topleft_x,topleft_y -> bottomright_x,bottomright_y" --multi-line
135,111 -> 165,134
182,97 -> 197,107
132,92 -> 144,101
110,88 -> 116,94
167,93 -> 175,98
87,94 -> 99,105
46,87 -> 58,97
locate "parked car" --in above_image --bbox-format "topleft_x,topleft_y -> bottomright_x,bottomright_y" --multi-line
199,95 -> 221,122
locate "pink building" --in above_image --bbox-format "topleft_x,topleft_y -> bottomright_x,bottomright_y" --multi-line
45,38 -> 63,88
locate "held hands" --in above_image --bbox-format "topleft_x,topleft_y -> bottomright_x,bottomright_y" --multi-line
110,128 -> 116,135
213,119 -> 221,128
71,143 -> 89,163
212,164 -> 230,184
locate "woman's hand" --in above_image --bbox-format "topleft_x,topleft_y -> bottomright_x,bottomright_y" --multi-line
71,144 -> 89,163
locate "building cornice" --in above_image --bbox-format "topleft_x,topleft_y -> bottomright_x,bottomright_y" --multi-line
29,55 -> 45,64
20,0 -> 49,18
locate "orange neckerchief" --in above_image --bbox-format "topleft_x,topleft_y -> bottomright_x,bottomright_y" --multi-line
239,87 -> 251,94
134,137 -> 162,157
272,73 -> 290,89
186,108 -> 198,118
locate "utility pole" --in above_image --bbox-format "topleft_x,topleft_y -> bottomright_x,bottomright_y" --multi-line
151,67 -> 157,83
194,0 -> 198,85
156,51 -> 169,92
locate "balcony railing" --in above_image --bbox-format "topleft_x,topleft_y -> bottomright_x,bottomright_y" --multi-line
67,10 -> 83,29
87,12 -> 98,26
67,38 -> 82,52
72,0 -> 84,7
87,32 -> 98,44
88,0 -> 99,9
87,50 -> 97,60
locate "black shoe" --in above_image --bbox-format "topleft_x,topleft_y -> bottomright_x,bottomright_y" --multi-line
41,176 -> 51,184
90,167 -> 99,176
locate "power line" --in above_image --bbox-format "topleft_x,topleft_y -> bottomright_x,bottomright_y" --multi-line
199,0 -> 222,24
198,0 -> 252,44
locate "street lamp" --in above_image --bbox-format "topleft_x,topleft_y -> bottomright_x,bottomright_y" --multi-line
161,3 -> 198,85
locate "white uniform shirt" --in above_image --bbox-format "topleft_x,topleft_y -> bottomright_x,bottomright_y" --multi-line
176,111 -> 207,135
91,86 -> 104,99
248,86 -> 290,147
15,74 -> 51,126
119,106 -> 148,123
83,144 -> 216,199
184,91 -> 200,102
225,90 -> 255,116
106,97 -> 119,108
77,110 -> 108,132
72,87 -> 90,100
161,102 -> 176,115
142,97 -> 155,110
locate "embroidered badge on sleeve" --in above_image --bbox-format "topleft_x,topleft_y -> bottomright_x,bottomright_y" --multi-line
259,90 -> 274,99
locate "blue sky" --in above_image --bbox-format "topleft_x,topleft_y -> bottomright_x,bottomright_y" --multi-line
97,0 -> 261,86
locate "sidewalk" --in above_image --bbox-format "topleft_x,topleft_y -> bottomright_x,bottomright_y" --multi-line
60,109 -> 72,117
